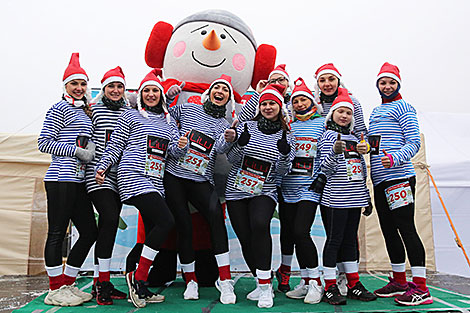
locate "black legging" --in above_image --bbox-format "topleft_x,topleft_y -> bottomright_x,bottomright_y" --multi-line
163,172 -> 228,264
374,176 -> 425,266
126,192 -> 175,251
227,196 -> 275,275
279,200 -> 319,269
89,189 -> 122,259
322,206 -> 361,268
44,182 -> 97,268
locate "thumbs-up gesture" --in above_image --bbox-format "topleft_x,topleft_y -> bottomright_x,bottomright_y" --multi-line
381,149 -> 392,168
166,82 -> 186,100
237,124 -> 250,147
333,133 -> 346,154
178,131 -> 189,149
277,130 -> 291,155
224,120 -> 239,143
357,132 -> 368,155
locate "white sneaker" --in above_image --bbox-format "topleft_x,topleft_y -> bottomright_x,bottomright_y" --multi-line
257,284 -> 274,308
183,280 -> 199,300
44,285 -> 84,306
247,280 -> 275,301
337,272 -> 348,296
304,280 -> 323,304
215,279 -> 236,304
286,279 -> 308,299
68,283 -> 93,302
146,293 -> 165,303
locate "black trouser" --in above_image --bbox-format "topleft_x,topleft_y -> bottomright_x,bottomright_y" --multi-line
89,189 -> 122,260
44,182 -> 97,268
126,192 -> 175,251
227,196 -> 276,275
322,206 -> 361,268
374,176 -> 425,266
279,200 -> 319,269
163,172 -> 228,264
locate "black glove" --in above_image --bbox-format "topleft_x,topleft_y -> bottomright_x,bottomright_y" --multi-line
237,124 -> 251,147
277,130 -> 291,155
309,173 -> 327,193
362,200 -> 373,216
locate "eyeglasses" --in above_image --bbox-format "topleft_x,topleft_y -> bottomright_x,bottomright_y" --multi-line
268,77 -> 287,85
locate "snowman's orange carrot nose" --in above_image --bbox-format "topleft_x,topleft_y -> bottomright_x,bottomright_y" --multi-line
203,29 -> 221,51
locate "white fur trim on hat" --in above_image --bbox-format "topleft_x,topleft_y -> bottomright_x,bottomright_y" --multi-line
260,89 -> 284,105
101,76 -> 126,89
63,73 -> 88,86
316,69 -> 341,80
377,73 -> 401,84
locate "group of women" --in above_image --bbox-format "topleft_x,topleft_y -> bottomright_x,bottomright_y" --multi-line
38,53 -> 431,309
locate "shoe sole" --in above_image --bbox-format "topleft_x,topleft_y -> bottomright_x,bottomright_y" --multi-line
304,295 -> 322,304
322,297 -> 347,305
347,295 -> 377,302
215,281 -> 236,304
374,291 -> 406,298
395,297 -> 433,306
125,273 -> 146,308
286,294 -> 306,299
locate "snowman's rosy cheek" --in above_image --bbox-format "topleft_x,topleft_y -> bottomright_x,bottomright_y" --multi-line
232,53 -> 246,71
173,41 -> 186,58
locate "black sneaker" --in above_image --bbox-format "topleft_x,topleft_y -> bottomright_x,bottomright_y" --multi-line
96,281 -> 113,305
126,271 -> 154,308
275,268 -> 291,293
108,281 -> 127,300
322,284 -> 347,305
347,281 -> 377,302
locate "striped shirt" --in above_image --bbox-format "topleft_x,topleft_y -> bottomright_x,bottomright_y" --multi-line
281,116 -> 325,203
238,92 -> 260,122
95,109 -> 186,202
225,120 -> 296,202
85,102 -> 128,193
319,130 -> 369,208
165,103 -> 231,184
38,100 -> 93,182
368,99 -> 420,186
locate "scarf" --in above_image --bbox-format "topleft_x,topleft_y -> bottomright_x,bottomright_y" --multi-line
326,120 -> 351,135
294,103 -> 321,122
102,96 -> 126,111
143,102 -> 164,114
203,99 -> 226,118
257,116 -> 282,134
320,88 -> 338,103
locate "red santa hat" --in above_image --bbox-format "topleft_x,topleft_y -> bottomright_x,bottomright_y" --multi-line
324,88 -> 355,131
63,53 -> 88,85
258,83 -> 290,121
201,74 -> 236,119
377,62 -> 401,84
291,77 -> 322,114
101,66 -> 126,88
314,63 -> 350,103
269,64 -> 293,91
137,68 -> 169,121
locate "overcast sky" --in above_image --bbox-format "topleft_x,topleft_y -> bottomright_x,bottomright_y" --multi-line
1,0 -> 469,135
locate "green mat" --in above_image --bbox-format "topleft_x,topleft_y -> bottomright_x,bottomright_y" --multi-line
13,274 -> 470,313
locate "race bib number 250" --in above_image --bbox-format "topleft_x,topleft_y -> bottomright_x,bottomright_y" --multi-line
385,181 -> 414,210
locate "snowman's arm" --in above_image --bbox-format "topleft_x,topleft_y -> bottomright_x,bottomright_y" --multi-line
238,92 -> 260,122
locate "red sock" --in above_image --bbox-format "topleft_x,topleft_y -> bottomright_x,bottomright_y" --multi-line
258,278 -> 271,285
393,271 -> 407,285
62,274 -> 76,286
93,277 -> 98,285
325,279 -> 336,291
49,275 -> 63,290
302,277 -> 311,284
346,272 -> 360,288
134,256 -> 152,281
413,276 -> 427,291
218,265 -> 231,281
99,271 -> 110,282
280,264 -> 291,273
313,277 -> 322,286
184,271 -> 198,284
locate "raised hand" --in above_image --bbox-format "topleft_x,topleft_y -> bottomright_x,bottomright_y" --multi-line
224,119 -> 239,143
333,133 -> 346,154
357,132 -> 368,154
277,130 -> 291,155
381,149 -> 392,168
166,81 -> 186,100
178,131 -> 189,149
256,80 -> 268,93
237,124 -> 251,147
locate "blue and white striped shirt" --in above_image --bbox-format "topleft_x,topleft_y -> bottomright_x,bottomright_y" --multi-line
319,130 -> 369,209
95,109 -> 186,202
368,99 -> 420,186
225,121 -> 296,202
86,102 -> 128,193
38,100 -> 93,183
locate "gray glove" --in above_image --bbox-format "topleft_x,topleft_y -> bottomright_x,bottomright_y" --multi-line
333,133 -> 346,154
74,141 -> 96,162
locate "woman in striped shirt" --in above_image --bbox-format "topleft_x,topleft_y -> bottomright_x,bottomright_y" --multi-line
319,88 -> 376,305
38,53 -> 97,307
163,75 -> 237,304
95,69 -> 186,308
370,63 -> 432,306
224,84 -> 296,309
86,66 -> 128,305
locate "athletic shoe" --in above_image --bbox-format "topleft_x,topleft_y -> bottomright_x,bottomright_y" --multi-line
126,271 -> 154,308
394,282 -> 433,306
96,281 -> 113,305
44,285 -> 84,306
304,280 -> 323,304
146,293 -> 165,303
92,281 -> 127,300
183,280 -> 199,300
68,283 -> 93,302
337,272 -> 348,296
322,284 -> 347,305
257,284 -> 274,308
347,281 -> 377,301
275,268 -> 291,292
374,277 -> 409,297
215,279 -> 236,304
286,279 -> 308,299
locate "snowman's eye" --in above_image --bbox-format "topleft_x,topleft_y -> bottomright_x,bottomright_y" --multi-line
220,34 -> 226,39
201,30 -> 207,35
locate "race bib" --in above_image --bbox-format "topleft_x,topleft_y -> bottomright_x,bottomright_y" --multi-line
289,157 -> 314,176
178,130 -> 215,175
368,135 -> 381,155
144,135 -> 169,178
234,155 -> 271,194
76,160 -> 86,178
344,141 -> 363,181
385,181 -> 414,210
295,137 -> 317,158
